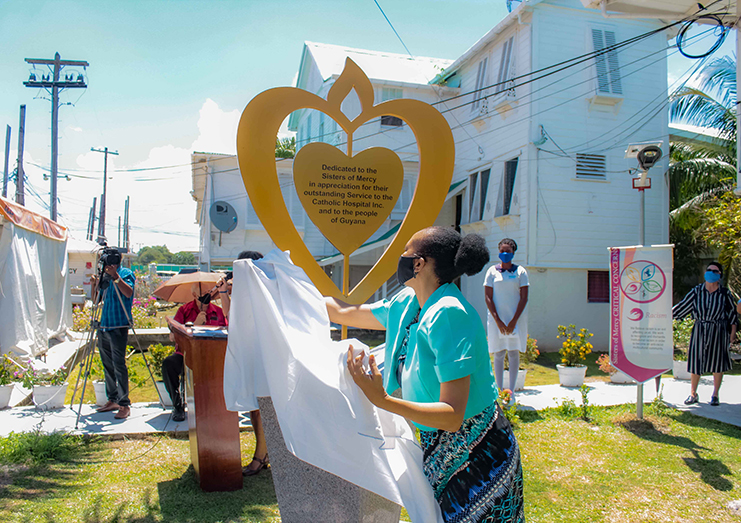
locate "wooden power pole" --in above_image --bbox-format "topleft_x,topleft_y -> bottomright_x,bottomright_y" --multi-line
23,53 -> 88,221
15,105 -> 25,206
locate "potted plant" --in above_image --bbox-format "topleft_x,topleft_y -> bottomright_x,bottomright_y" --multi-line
672,318 -> 692,380
596,353 -> 634,384
20,365 -> 69,410
0,355 -> 18,409
510,336 -> 540,391
88,355 -> 108,407
556,324 -> 593,387
147,343 -> 175,407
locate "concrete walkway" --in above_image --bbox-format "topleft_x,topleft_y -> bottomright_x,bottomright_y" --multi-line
0,402 -> 254,438
1,374 -> 741,437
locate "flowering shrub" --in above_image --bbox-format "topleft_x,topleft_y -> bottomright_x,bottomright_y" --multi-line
596,353 -> 616,375
133,296 -> 158,316
522,336 -> 540,366
72,305 -> 93,332
0,355 -> 19,386
498,388 -> 512,405
557,324 -> 593,367
17,365 -> 68,388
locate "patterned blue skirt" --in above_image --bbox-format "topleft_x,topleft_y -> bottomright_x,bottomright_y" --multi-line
419,403 -> 525,523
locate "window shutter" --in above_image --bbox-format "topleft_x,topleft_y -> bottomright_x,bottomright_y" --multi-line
588,271 -> 610,303
478,169 -> 490,221
604,31 -> 623,95
472,58 -> 488,111
495,37 -> 514,94
591,29 -> 610,94
576,153 -> 607,179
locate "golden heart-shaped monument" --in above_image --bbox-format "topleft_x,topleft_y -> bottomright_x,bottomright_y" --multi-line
236,58 -> 454,303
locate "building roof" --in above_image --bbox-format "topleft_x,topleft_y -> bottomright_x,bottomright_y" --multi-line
302,41 -> 454,87
580,0 -> 737,24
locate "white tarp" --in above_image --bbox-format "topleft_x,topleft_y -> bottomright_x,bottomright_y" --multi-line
224,250 -> 441,523
0,220 -> 71,360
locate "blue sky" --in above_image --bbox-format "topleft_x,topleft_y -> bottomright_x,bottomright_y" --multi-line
0,0 -> 735,252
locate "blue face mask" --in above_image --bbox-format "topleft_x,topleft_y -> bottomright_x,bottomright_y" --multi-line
499,251 -> 514,264
704,270 -> 721,283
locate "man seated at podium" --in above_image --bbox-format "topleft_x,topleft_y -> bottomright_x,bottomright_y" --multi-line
164,283 -> 227,421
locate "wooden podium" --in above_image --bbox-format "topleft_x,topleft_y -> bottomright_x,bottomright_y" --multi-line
167,318 -> 242,492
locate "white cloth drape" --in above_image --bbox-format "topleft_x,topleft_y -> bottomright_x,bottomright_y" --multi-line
0,222 -> 71,359
223,250 -> 441,523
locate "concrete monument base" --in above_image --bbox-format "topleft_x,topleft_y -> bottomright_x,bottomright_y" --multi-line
257,397 -> 403,523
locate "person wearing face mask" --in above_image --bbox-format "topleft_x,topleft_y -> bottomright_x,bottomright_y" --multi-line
326,227 -> 524,523
483,238 -> 529,401
163,283 -> 227,421
673,262 -> 738,406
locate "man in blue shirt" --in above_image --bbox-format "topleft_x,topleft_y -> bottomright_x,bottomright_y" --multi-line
92,260 -> 136,419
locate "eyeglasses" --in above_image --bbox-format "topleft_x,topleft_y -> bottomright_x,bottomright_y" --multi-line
707,269 -> 721,274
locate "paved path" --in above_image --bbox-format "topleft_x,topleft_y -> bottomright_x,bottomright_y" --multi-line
2,374 -> 740,437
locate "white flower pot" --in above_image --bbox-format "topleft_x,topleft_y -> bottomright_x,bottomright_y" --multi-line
33,383 -> 68,410
93,381 -> 107,406
0,384 -> 14,409
155,381 -> 173,407
514,369 -> 527,391
610,370 -> 635,384
557,364 -> 587,387
673,360 -> 692,381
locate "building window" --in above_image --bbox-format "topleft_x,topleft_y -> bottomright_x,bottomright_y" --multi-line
318,112 -> 325,143
468,168 -> 491,222
306,114 -> 312,143
381,88 -> 403,127
587,271 -> 609,303
576,153 -> 607,179
494,36 -> 514,95
471,57 -> 488,112
495,158 -> 518,217
591,28 -> 622,95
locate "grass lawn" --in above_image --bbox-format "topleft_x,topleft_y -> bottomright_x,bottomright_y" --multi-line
2,403 -> 741,522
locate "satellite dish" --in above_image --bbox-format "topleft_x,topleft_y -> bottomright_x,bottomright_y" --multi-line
210,201 -> 238,233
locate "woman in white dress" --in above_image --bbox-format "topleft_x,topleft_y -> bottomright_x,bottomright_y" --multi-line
483,238 -> 529,399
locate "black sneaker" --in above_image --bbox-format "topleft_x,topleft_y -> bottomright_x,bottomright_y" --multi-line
684,394 -> 699,405
172,409 -> 186,422
710,396 -> 720,406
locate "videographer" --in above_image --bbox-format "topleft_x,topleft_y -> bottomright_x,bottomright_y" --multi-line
91,249 -> 136,420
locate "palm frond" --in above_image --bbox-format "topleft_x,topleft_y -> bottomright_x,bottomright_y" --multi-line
669,87 -> 736,141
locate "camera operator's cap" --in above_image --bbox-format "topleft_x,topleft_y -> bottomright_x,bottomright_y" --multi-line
153,271 -> 223,303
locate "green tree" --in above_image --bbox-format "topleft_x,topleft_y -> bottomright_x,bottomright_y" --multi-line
171,251 -> 196,265
702,193 -> 741,294
137,245 -> 173,265
668,56 -> 737,297
275,137 -> 296,159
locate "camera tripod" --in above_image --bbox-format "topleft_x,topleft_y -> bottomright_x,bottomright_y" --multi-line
69,264 -> 166,430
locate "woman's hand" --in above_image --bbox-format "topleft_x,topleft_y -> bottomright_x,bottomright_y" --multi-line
495,317 -> 509,335
347,347 -> 387,408
505,319 -> 518,334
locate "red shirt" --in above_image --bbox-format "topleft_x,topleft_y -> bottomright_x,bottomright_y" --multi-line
173,300 -> 227,354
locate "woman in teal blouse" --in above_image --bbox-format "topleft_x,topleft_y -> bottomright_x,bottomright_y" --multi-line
326,227 -> 524,523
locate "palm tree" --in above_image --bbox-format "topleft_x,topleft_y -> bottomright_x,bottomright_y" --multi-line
668,56 -> 737,298
668,55 -> 737,217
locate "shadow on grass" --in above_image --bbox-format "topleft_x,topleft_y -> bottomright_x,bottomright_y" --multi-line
671,409 -> 741,440
157,464 -> 278,522
617,415 -> 733,491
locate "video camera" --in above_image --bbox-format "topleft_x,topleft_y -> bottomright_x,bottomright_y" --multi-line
99,246 -> 122,267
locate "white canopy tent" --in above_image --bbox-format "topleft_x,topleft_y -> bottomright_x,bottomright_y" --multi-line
580,0 -> 739,190
0,197 -> 71,361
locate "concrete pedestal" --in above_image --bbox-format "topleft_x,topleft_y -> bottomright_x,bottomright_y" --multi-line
257,397 -> 402,523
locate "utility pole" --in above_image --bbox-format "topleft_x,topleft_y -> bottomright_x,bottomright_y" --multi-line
91,147 -> 118,243
87,197 -> 97,241
118,216 -> 122,247
2,125 -> 10,199
23,52 -> 88,221
15,105 -> 26,206
123,196 -> 130,250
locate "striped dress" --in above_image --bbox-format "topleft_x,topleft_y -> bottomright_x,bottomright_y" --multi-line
672,284 -> 738,374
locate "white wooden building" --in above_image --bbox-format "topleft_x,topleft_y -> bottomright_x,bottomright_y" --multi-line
193,0 -> 671,349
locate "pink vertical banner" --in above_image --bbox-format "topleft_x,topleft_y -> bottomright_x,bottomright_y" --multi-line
609,245 -> 673,383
